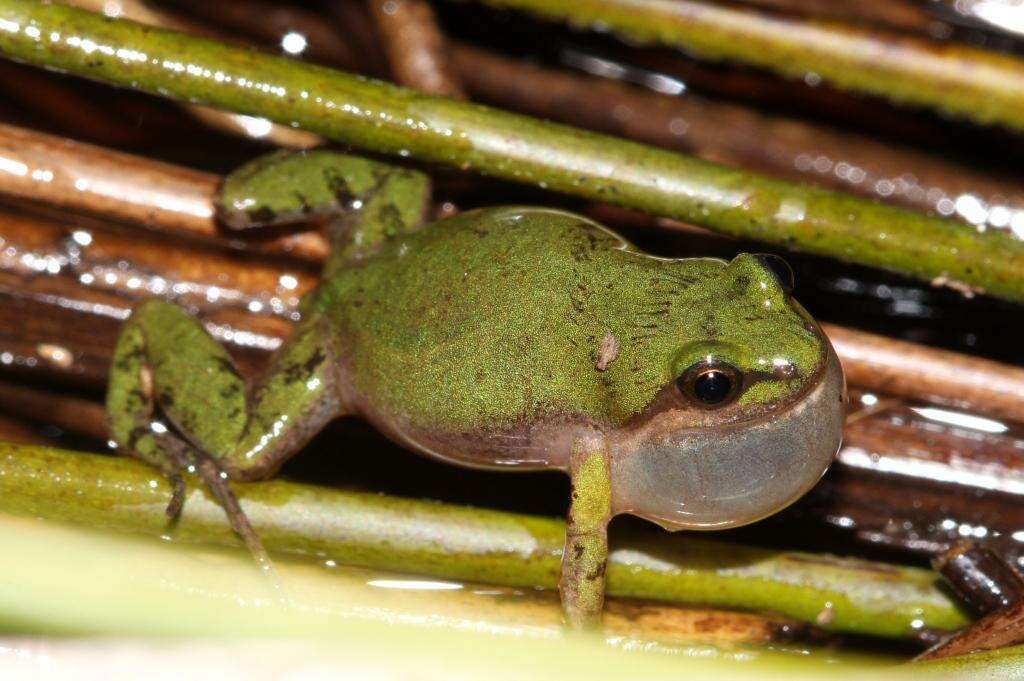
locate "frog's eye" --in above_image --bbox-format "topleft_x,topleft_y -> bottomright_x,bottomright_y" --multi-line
753,254 -> 794,294
676,361 -> 741,408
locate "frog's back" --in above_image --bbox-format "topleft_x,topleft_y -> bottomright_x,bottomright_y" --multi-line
316,207 -> 656,436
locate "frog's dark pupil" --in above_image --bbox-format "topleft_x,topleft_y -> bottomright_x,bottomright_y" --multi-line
693,370 -> 733,404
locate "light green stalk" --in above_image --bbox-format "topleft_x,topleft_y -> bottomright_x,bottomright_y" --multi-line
0,442 -> 969,638
0,514 -> 910,675
0,2 -> 1023,301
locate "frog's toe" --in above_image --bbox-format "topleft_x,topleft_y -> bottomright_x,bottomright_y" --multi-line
165,473 -> 186,520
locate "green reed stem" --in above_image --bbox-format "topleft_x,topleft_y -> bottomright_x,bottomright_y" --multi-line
473,0 -> 1024,133
0,441 -> 969,638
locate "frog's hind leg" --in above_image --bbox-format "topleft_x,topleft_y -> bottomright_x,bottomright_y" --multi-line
216,148 -> 432,276
107,299 -> 343,568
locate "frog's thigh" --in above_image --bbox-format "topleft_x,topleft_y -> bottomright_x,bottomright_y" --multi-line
107,299 -> 341,480
559,441 -> 613,628
107,312 -> 192,485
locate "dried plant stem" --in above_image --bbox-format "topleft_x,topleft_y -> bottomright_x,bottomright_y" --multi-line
0,122 -> 328,259
805,410 -> 1024,562
184,103 -> 323,149
469,0 -> 1024,132
722,0 -> 937,32
0,208 -> 297,382
933,543 -> 1024,616
0,413 -> 49,445
823,323 -> 1024,425
932,0 -> 1024,38
917,599 -> 1024,661
0,206 -> 316,313
369,0 -> 465,98
1,4 -> 1024,301
0,380 -> 107,440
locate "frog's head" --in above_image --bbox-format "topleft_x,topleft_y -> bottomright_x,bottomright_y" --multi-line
607,253 -> 845,531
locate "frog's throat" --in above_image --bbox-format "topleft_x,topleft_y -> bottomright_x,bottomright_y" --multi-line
608,344 -> 846,531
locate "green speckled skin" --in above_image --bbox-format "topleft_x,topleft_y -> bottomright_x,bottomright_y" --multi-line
316,207 -> 818,433
106,149 -> 835,626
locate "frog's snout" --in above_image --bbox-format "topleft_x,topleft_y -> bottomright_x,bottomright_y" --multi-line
611,345 -> 845,531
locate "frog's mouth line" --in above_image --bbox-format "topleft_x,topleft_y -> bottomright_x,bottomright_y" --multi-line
609,344 -> 846,531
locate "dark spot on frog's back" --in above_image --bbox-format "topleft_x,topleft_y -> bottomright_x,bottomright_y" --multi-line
701,313 -> 719,338
731,275 -> 750,297
246,206 -> 277,226
581,228 -> 600,250
379,203 -> 404,236
126,426 -> 147,451
219,383 -> 241,399
114,350 -> 140,373
282,347 -> 327,384
326,171 -> 355,206
293,190 -> 313,214
211,355 -> 241,378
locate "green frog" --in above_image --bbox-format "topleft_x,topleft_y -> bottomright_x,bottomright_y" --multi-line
106,150 -> 845,627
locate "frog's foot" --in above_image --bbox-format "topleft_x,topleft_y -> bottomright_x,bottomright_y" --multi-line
145,423 -> 188,520
158,428 -> 274,575
114,413 -> 274,579
107,299 -> 341,576
191,452 -> 277,579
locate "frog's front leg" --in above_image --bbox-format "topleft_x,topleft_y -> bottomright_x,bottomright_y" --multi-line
108,149 -> 431,559
560,438 -> 613,628
217,148 -> 431,273
107,300 -> 342,561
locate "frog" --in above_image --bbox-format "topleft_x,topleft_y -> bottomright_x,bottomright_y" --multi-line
106,149 -> 846,627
